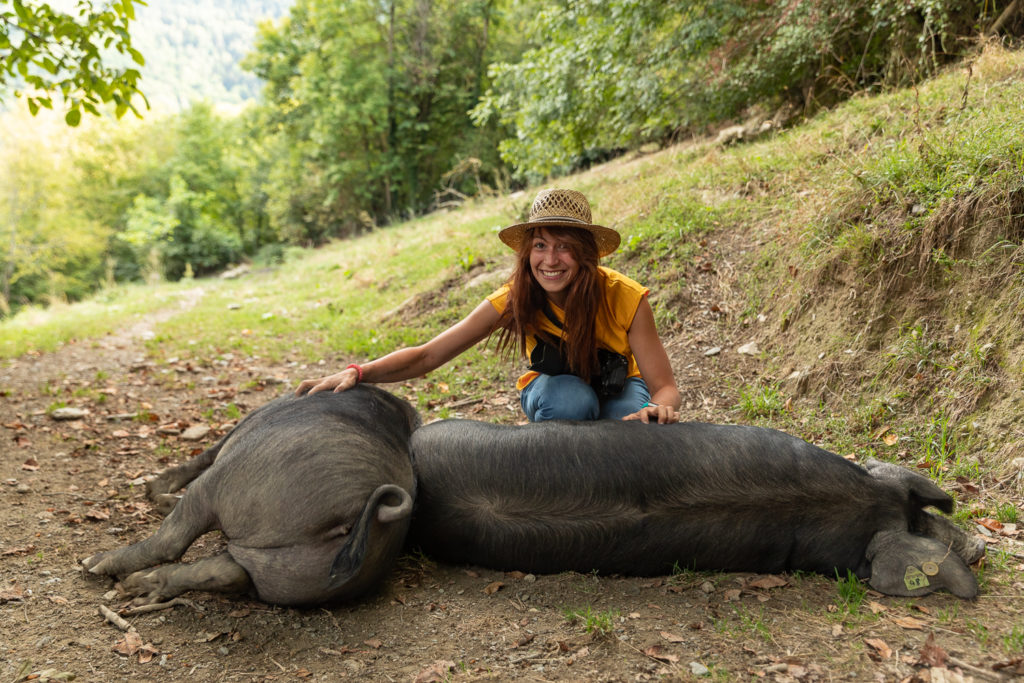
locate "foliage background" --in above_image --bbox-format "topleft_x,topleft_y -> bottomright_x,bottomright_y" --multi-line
1,0 -> 1021,316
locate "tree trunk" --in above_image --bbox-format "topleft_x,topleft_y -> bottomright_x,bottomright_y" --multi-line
987,0 -> 1021,35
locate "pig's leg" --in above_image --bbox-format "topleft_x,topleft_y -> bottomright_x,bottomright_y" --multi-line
145,435 -> 227,500
82,492 -> 215,576
119,552 -> 251,605
866,530 -> 978,599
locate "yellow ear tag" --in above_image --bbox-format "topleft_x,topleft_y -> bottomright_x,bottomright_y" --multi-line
904,565 -> 930,591
921,561 -> 939,576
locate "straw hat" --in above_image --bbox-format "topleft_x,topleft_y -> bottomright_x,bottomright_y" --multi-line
499,189 -> 621,257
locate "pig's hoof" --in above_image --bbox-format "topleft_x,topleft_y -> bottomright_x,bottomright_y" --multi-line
152,493 -> 182,516
144,473 -> 174,498
82,552 -> 114,575
121,569 -> 172,604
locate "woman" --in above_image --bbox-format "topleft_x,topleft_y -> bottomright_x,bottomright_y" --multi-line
296,188 -> 680,424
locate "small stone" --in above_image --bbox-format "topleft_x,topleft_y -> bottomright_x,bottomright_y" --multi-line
690,661 -> 710,676
50,407 -> 89,421
703,347 -> 721,357
737,342 -> 759,356
181,425 -> 212,442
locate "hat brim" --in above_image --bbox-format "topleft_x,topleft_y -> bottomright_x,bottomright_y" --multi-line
499,220 -> 621,258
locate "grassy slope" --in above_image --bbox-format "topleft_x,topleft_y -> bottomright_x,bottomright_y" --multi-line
3,46 -> 1022,519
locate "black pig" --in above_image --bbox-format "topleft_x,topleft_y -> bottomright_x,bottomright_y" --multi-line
83,386 -> 419,606
409,419 -> 983,598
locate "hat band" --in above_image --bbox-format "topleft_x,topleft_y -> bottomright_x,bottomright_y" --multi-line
528,215 -> 588,224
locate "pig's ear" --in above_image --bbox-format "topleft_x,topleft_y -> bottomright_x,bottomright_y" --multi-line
375,484 -> 414,523
864,458 -> 954,513
329,484 -> 414,588
866,530 -> 978,599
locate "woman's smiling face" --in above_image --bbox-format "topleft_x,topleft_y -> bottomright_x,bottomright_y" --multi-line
529,227 -> 580,305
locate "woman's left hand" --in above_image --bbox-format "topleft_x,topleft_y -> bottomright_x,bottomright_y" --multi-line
623,403 -> 678,424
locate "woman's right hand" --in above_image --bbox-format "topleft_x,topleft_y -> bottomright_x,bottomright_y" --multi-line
294,366 -> 360,396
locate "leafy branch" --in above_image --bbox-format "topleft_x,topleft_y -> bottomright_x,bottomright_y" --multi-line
0,0 -> 149,125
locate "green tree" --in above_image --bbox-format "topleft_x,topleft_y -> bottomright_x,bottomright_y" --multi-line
245,0 -> 521,239
115,103 -> 248,280
474,0 -> 1003,179
0,0 -> 148,125
0,111 -> 109,314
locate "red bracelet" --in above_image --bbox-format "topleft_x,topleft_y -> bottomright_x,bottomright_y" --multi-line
346,363 -> 363,383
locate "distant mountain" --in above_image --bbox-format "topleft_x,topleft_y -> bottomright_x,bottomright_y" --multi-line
128,0 -> 294,114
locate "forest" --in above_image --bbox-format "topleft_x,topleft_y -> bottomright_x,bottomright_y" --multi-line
1,0 -> 1022,315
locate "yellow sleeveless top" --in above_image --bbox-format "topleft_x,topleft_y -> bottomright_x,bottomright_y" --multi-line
487,267 -> 650,390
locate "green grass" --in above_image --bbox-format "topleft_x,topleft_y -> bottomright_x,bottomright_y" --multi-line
833,569 -> 869,617
562,605 -> 618,637
0,281 -> 192,358
736,383 -> 785,419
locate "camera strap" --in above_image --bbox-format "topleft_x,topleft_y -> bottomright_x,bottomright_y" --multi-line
540,299 -> 565,332
532,300 -> 629,396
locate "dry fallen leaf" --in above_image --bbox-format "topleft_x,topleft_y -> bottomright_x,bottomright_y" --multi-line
85,508 -> 110,522
993,656 -> 1024,675
891,615 -> 926,630
413,660 -> 455,683
660,631 -> 685,643
864,638 -> 892,660
112,630 -> 143,657
644,644 -> 680,664
138,643 -> 160,664
975,517 -> 1004,532
21,458 -> 39,471
482,581 -> 504,595
364,638 -> 383,649
917,632 -> 948,668
867,600 -> 888,614
512,634 -> 535,648
747,575 -> 788,590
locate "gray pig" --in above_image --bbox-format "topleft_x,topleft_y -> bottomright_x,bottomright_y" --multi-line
83,386 -> 419,606
409,419 -> 984,598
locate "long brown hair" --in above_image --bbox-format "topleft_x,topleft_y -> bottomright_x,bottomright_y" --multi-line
491,226 -> 604,379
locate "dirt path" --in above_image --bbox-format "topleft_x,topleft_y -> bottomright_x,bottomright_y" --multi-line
2,272 -> 1022,683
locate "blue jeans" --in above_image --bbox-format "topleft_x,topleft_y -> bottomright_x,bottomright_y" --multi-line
520,374 -> 651,422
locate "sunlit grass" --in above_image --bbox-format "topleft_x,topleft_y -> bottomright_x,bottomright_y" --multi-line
0,281 -> 199,359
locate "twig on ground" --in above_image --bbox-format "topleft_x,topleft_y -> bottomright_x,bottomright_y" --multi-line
121,597 -> 199,615
947,655 -> 1005,682
98,604 -> 132,631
